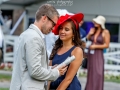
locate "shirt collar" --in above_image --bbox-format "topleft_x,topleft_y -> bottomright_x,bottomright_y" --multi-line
32,24 -> 45,39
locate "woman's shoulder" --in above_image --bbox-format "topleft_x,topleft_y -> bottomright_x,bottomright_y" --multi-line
102,29 -> 110,35
72,46 -> 83,54
101,29 -> 110,39
104,29 -> 109,33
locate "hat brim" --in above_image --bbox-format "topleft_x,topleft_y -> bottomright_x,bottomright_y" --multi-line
93,18 -> 105,29
52,13 -> 84,35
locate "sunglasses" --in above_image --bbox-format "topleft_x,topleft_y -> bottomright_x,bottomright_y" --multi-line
46,16 -> 56,27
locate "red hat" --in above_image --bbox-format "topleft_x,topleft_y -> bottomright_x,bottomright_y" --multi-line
52,13 -> 84,35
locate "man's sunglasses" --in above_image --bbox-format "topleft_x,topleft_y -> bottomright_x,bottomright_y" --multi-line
46,16 -> 56,27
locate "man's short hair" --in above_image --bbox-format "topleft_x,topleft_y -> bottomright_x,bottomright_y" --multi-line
35,4 -> 59,21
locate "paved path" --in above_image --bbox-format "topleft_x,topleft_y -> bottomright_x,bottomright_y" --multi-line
0,81 -> 10,88
0,70 -> 120,90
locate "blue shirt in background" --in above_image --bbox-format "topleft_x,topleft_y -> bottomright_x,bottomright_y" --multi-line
79,27 -> 86,39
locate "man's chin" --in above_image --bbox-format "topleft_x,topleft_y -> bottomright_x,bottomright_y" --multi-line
48,31 -> 51,34
45,32 -> 50,35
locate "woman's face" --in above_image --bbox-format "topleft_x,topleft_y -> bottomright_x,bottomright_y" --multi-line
93,21 -> 101,28
58,21 -> 74,41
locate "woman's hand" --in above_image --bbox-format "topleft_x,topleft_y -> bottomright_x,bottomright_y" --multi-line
90,44 -> 96,49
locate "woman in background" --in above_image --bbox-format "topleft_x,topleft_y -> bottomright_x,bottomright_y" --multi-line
85,15 -> 110,90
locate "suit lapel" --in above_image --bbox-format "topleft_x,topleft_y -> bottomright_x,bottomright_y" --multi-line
29,24 -> 45,46
29,24 -> 49,67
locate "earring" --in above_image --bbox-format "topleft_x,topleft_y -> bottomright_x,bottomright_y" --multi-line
73,37 -> 74,40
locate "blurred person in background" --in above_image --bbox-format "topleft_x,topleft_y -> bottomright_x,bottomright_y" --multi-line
0,22 -> 4,64
85,15 -> 110,90
2,15 -> 12,35
79,20 -> 87,39
5,15 -> 12,30
49,13 -> 84,90
10,4 -> 67,90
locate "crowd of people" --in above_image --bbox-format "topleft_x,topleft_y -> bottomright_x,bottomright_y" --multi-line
9,4 -> 110,90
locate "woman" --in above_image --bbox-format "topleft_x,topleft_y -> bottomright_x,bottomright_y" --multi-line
85,15 -> 110,90
48,13 -> 84,90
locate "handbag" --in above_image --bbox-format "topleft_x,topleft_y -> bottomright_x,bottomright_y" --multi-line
82,58 -> 87,69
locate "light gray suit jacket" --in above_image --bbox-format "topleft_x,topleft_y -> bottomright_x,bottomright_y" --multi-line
10,24 -> 59,90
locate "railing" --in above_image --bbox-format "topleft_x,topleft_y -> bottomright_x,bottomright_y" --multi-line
3,35 -> 18,62
3,35 -> 120,75
104,43 -> 120,75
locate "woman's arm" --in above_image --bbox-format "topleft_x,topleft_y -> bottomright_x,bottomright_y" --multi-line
56,47 -> 83,90
90,30 -> 110,49
49,60 -> 52,66
86,28 -> 95,40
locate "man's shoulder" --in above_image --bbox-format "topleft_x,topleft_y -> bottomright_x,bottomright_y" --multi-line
23,29 -> 39,36
20,29 -> 41,43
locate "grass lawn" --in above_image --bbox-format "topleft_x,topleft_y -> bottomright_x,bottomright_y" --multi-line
105,77 -> 120,83
104,74 -> 120,83
80,73 -> 120,83
0,74 -> 11,81
0,74 -> 11,90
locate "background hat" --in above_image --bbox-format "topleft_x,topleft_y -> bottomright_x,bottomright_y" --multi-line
93,15 -> 106,29
52,13 -> 84,35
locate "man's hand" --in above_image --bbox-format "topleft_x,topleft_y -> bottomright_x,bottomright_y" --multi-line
58,65 -> 68,76
51,64 -> 58,69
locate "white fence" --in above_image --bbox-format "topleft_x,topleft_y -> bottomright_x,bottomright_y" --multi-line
104,43 -> 120,75
3,35 -> 120,75
3,35 -> 18,62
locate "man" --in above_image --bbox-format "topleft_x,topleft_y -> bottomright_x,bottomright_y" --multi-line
10,4 -> 67,90
79,20 -> 86,39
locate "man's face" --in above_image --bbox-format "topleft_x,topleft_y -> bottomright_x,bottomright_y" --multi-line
41,15 -> 58,34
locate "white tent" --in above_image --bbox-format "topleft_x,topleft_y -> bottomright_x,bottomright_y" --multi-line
57,9 -> 74,16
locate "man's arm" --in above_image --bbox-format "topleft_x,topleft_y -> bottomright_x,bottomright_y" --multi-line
25,37 -> 59,81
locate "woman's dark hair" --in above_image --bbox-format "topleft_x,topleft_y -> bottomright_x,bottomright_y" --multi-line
49,19 -> 84,60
